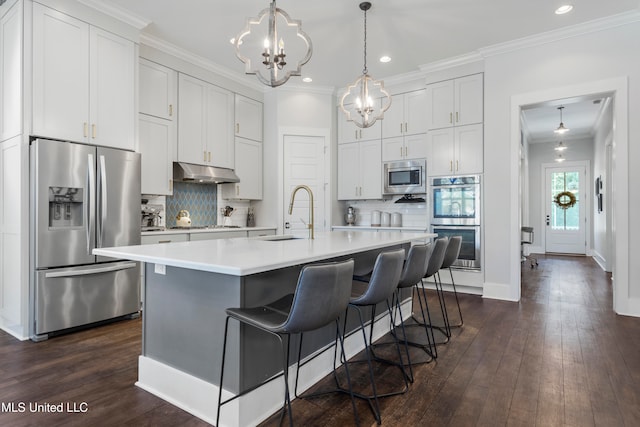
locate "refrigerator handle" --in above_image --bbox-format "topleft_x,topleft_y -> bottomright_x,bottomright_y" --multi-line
44,262 -> 138,278
87,154 -> 95,254
98,155 -> 108,248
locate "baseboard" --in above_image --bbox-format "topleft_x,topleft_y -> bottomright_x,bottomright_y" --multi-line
482,282 -> 519,302
0,317 -> 28,341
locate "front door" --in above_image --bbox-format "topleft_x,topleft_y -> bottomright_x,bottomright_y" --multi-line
544,163 -> 587,254
283,133 -> 327,236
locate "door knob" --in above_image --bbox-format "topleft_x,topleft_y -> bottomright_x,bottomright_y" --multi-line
285,222 -> 291,229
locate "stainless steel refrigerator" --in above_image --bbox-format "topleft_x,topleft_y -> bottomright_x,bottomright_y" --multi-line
30,138 -> 141,341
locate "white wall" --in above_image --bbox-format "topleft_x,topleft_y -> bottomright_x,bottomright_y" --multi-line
483,20 -> 640,304
592,100 -> 613,270
527,137 -> 594,253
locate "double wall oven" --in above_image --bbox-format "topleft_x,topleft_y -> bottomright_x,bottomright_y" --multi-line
431,175 -> 481,270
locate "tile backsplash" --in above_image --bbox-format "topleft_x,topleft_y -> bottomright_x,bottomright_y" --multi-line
165,182 -> 217,227
341,197 -> 429,228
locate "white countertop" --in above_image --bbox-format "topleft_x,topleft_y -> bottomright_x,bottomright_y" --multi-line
95,230 -> 436,276
142,226 -> 276,236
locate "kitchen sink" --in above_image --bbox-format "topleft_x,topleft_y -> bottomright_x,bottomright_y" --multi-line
257,234 -> 303,241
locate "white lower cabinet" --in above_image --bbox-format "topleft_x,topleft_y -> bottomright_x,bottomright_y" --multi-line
141,234 -> 188,245
139,114 -> 175,195
189,231 -> 245,240
338,139 -> 382,200
221,137 -> 262,200
428,124 -> 483,176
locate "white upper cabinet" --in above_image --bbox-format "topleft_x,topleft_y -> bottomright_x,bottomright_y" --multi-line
139,114 -> 175,195
426,74 -> 483,130
428,123 -> 483,176
221,138 -> 262,200
139,59 -> 176,121
177,73 -> 234,169
382,133 -> 428,162
382,89 -> 428,139
0,1 -> 22,142
235,95 -> 262,142
32,4 -> 135,150
338,139 -> 382,200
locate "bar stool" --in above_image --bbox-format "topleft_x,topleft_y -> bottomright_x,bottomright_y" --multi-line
335,249 -> 406,424
411,237 -> 450,349
216,259 -> 359,427
438,236 -> 463,328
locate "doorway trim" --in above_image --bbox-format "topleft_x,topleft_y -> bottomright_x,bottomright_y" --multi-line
511,76 -> 630,314
277,127 -> 331,235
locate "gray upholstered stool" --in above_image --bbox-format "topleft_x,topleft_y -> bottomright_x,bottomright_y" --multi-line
216,259 -> 359,427
336,248 -> 405,424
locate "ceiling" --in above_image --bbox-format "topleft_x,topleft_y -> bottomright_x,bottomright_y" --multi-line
87,0 -> 637,139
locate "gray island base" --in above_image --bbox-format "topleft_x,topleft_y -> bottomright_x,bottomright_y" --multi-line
94,231 -> 435,426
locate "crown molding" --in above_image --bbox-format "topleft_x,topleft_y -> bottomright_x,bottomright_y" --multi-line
479,10 -> 640,58
419,52 -> 484,75
76,0 -> 150,30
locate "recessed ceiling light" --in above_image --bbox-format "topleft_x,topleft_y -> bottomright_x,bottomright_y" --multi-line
302,77 -> 312,83
555,5 -> 573,15
379,56 -> 391,63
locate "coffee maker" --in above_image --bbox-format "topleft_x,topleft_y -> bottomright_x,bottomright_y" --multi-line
141,204 -> 164,231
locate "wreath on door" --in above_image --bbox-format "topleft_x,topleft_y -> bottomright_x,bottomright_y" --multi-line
554,191 -> 577,210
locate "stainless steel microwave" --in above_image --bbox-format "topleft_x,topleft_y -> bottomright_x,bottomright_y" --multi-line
383,159 -> 426,195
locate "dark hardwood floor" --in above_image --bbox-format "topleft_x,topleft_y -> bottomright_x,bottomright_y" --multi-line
2,254 -> 639,426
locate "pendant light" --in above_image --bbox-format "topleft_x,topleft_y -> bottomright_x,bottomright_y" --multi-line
554,106 -> 570,134
339,2 -> 391,129
554,140 -> 567,151
233,0 -> 312,87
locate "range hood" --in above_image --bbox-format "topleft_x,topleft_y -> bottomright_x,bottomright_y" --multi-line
173,162 -> 240,184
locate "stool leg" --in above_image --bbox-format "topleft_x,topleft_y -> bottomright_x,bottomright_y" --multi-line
216,316 -> 231,427
448,267 -> 464,328
276,334 -> 293,427
435,271 -> 452,338
336,319 -> 361,426
411,282 -> 439,358
389,291 -> 415,382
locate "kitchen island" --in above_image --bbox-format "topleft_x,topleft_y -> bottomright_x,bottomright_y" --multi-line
94,230 -> 435,426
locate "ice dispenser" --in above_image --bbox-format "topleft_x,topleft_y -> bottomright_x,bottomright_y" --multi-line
49,187 -> 83,228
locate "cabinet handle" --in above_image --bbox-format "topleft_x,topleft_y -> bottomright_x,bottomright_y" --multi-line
159,240 -> 171,244
456,112 -> 459,123
203,151 -> 207,162
400,123 -> 403,134
359,130 -> 362,139
92,124 -> 97,139
450,112 -> 453,124
456,160 -> 459,171
208,152 -> 211,162
355,130 -> 358,140
169,104 -> 173,117
83,122 -> 88,137
450,160 -> 453,171
400,147 -> 403,157
169,179 -> 173,192
236,123 -> 240,134
404,123 -> 408,133
236,185 -> 239,196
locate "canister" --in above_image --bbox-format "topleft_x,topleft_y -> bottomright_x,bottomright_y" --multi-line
371,210 -> 381,226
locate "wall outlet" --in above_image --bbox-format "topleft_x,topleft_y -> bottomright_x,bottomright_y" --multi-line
154,264 -> 166,275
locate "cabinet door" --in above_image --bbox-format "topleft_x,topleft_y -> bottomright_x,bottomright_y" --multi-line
0,2 -> 22,141
455,124 -> 483,174
32,4 -> 89,142
235,95 -> 262,142
359,139 -> 382,199
337,142 -> 360,200
139,59 -> 176,120
405,89 -> 428,135
177,74 -> 207,165
426,80 -> 454,130
382,136 -> 405,162
428,127 -> 455,176
221,138 -> 262,200
382,94 -> 404,138
89,27 -> 135,150
338,107 -> 360,144
454,74 -> 483,126
206,84 -> 234,169
139,114 -> 175,195
404,133 -> 428,160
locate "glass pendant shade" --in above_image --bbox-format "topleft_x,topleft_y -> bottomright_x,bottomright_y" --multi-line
340,2 -> 391,128
234,0 -> 312,87
554,106 -> 570,134
555,140 -> 567,151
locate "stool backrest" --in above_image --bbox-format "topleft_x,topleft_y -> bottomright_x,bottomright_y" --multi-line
284,259 -> 355,333
398,243 -> 431,289
425,237 -> 449,279
351,249 -> 405,306
441,236 -> 462,270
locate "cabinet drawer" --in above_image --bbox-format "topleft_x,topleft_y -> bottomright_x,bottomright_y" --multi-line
141,234 -> 188,245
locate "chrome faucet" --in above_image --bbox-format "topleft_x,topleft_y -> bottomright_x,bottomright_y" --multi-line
288,185 -> 314,239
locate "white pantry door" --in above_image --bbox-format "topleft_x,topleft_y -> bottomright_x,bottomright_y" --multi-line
544,163 -> 587,254
283,134 -> 327,236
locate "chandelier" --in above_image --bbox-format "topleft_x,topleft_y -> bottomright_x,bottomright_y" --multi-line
234,0 -> 312,87
339,2 -> 391,128
554,106 -> 570,134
